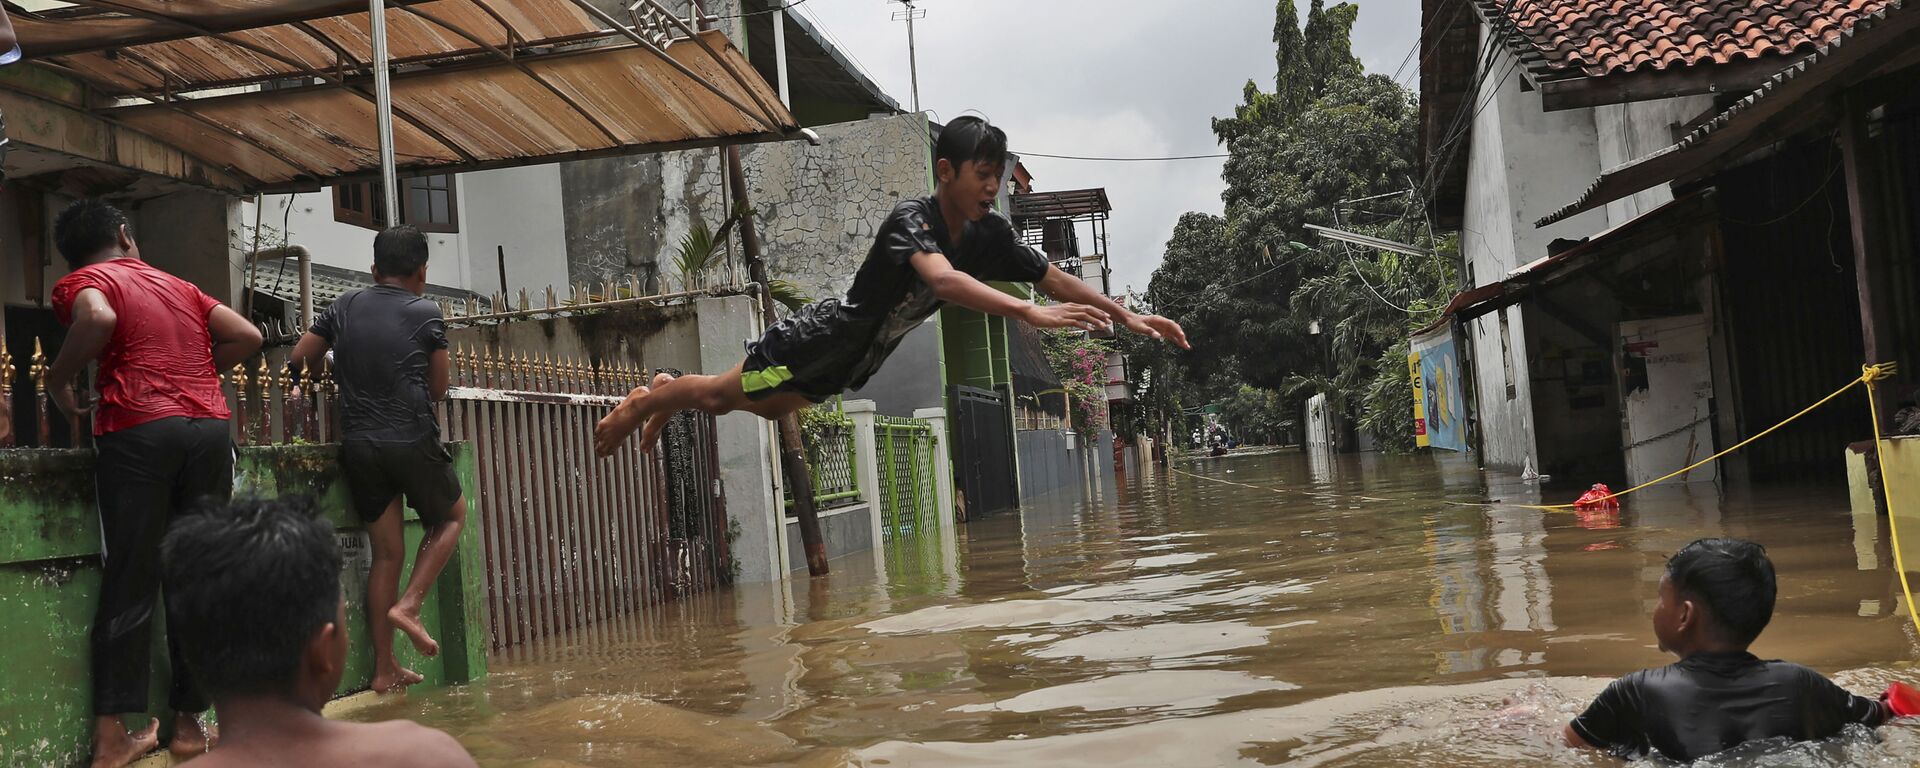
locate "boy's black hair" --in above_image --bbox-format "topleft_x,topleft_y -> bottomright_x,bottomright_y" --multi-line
1667,538 -> 1777,645
934,115 -> 1008,173
162,496 -> 342,698
373,225 -> 430,278
54,198 -> 132,270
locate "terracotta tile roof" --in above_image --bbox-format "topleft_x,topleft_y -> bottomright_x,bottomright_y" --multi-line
1483,0 -> 1898,78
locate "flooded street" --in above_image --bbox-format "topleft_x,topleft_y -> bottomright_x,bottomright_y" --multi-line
348,451 -> 1920,766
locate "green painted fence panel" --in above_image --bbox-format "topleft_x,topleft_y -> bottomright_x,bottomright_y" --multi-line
0,443 -> 488,765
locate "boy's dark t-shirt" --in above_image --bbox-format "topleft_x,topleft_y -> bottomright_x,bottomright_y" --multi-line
311,285 -> 448,443
1570,651 -> 1889,761
744,196 -> 1049,397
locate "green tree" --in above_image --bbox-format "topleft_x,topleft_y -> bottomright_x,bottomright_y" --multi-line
1148,0 -> 1455,453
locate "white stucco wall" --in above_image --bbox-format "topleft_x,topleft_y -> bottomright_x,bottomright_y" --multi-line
1592,96 -> 1714,228
246,170 -> 570,297
456,165 -> 570,298
1457,33 -> 1610,471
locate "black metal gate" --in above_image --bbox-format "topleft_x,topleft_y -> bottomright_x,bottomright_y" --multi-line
951,385 -> 1017,516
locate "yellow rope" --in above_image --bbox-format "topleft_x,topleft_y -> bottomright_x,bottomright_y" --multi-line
1518,371 -> 1874,511
1170,366 -> 1898,518
1169,364 -> 1918,635
1863,363 -> 1920,637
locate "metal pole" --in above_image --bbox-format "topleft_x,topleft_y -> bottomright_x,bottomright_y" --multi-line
497,244 -> 509,296
772,8 -> 790,107
905,1 -> 920,113
725,144 -> 829,576
370,0 -> 399,226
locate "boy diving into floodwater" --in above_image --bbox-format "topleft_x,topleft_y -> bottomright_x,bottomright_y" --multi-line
1565,538 -> 1917,761
592,116 -> 1189,456
161,497 -> 476,767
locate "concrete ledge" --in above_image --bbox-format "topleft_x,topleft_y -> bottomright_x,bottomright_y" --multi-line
785,502 -> 875,570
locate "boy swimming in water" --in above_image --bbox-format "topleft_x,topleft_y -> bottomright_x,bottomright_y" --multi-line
1565,538 -> 1904,761
592,116 -> 1189,456
162,497 -> 476,767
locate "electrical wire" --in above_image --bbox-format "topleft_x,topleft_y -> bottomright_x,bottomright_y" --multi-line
1014,151 -> 1231,162
1153,245 -> 1321,312
707,0 -> 815,20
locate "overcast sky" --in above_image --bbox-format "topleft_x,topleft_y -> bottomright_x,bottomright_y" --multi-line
792,0 -> 1420,295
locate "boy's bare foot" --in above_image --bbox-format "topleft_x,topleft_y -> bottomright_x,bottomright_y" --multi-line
90,717 -> 159,768
593,385 -> 649,457
168,713 -> 217,761
371,664 -> 426,693
388,602 -> 440,657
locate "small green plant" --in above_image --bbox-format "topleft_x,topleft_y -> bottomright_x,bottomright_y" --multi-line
673,217 -> 727,292
766,279 -> 814,314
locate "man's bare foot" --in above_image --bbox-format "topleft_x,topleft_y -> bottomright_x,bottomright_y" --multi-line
371,664 -> 426,693
90,717 -> 159,768
388,602 -> 440,657
594,386 -> 649,457
168,713 -> 217,761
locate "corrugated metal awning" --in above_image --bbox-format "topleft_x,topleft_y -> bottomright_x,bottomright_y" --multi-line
1534,0 -> 1916,227
11,0 -> 799,192
1421,190 -> 1716,334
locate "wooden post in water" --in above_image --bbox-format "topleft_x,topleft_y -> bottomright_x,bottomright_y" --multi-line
724,144 -> 828,576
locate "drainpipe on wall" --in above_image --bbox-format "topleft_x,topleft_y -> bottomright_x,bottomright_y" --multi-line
251,245 -> 314,333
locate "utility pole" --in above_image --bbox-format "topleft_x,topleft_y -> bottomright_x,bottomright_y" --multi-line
889,0 -> 926,112
724,145 -> 830,576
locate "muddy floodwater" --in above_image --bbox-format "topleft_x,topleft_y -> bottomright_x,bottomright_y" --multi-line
345,450 -> 1920,766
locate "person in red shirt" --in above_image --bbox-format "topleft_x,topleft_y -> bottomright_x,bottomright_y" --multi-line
45,199 -> 262,768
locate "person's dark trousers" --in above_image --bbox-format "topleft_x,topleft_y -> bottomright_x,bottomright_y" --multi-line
89,416 -> 233,716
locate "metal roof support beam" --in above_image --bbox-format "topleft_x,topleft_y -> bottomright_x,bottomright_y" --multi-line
24,0 -> 433,57
463,0 -> 526,49
563,0 -> 788,134
62,0 -> 480,167
252,128 -> 796,194
394,3 -> 621,145
645,0 -> 789,132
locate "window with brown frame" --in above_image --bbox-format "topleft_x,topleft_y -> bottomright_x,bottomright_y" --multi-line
333,174 -> 458,233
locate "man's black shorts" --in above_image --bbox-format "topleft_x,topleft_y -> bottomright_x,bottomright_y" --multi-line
340,437 -> 461,524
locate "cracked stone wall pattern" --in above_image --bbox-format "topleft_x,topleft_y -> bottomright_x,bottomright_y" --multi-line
563,113 -> 931,302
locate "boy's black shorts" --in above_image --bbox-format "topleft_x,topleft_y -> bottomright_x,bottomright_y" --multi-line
340,437 -> 461,524
740,298 -> 872,404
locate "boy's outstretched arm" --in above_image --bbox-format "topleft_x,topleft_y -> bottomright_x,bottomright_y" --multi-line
910,251 -> 1110,332
1035,265 -> 1190,349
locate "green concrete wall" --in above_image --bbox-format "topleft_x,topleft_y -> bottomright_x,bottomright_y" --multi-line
0,444 -> 487,766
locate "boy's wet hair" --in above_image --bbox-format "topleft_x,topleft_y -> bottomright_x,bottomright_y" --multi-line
163,496 -> 342,698
374,225 -> 430,278
934,115 -> 1008,172
54,198 -> 132,270
1668,538 -> 1776,645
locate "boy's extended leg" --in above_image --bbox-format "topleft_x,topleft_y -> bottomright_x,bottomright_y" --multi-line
633,371 -> 814,450
594,363 -> 748,456
364,498 -> 423,693
390,495 -> 467,658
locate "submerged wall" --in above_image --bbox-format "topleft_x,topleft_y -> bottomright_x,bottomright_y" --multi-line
0,445 -> 487,766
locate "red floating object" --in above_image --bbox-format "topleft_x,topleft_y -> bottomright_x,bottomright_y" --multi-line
1885,681 -> 1920,718
1574,483 -> 1620,511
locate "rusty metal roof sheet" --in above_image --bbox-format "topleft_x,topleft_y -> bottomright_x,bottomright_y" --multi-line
14,0 -> 798,191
